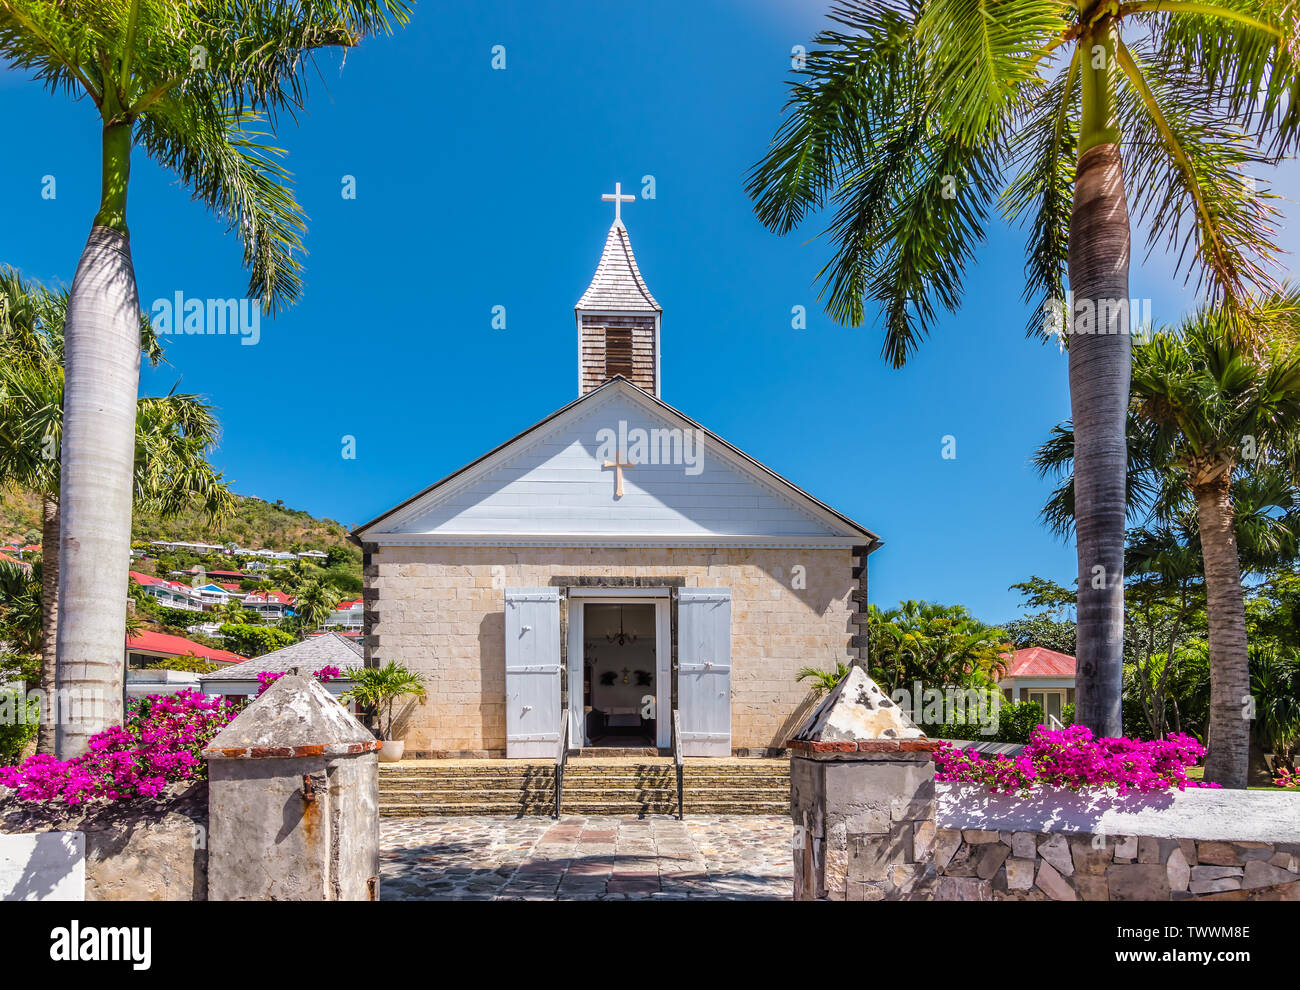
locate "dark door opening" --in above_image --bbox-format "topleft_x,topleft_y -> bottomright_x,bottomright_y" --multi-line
581,602 -> 656,747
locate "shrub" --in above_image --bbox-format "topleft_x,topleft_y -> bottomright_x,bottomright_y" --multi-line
0,689 -> 239,805
218,622 -> 296,657
934,724 -> 1217,795
0,689 -> 39,763
918,699 -> 1044,744
995,700 -> 1045,744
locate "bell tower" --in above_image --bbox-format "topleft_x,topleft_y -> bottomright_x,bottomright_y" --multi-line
575,182 -> 661,396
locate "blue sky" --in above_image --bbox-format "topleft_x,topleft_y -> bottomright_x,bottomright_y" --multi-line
1,1 -> 1296,624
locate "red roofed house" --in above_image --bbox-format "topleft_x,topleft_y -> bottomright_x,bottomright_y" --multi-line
242,588 -> 295,623
999,647 -> 1077,723
324,599 -> 363,632
125,629 -> 244,669
129,569 -> 205,611
0,550 -> 30,571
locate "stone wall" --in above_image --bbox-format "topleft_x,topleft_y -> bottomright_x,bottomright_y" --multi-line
932,828 -> 1300,901
0,783 -> 207,901
364,545 -> 854,755
933,783 -> 1300,901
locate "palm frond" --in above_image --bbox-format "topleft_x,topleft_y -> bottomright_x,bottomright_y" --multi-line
1143,0 -> 1300,157
1116,36 -> 1284,307
134,106 -> 307,312
1001,46 -> 1080,338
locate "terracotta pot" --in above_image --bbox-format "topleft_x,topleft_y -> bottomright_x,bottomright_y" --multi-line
378,739 -> 405,763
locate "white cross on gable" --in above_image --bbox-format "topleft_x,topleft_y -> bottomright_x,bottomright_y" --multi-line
601,181 -> 635,223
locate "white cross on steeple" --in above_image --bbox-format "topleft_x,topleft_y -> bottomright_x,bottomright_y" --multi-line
601,181 -> 635,223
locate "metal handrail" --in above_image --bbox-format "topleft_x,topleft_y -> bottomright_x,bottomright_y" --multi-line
554,709 -> 570,819
671,709 -> 684,820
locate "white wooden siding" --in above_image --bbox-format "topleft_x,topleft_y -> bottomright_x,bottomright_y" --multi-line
385,390 -> 846,540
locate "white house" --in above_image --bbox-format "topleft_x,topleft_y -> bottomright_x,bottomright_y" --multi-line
129,570 -> 205,611
324,599 -> 364,632
241,589 -> 295,623
999,647 -> 1077,723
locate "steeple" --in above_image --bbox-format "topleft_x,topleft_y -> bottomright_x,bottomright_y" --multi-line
575,185 -> 662,397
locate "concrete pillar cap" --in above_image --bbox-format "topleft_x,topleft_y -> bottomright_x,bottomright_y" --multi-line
203,668 -> 379,760
788,666 -> 939,755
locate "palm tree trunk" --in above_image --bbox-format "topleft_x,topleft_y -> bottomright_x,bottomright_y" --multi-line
1195,475 -> 1251,788
1068,143 -> 1131,738
54,225 -> 141,758
1068,24 -> 1130,738
38,495 -> 59,755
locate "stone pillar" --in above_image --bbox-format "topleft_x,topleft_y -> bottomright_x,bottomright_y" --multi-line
202,668 -> 381,901
789,666 -> 942,901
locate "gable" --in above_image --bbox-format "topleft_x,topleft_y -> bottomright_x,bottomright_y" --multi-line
355,380 -> 877,548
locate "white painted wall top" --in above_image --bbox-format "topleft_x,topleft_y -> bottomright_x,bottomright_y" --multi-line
355,380 -> 877,547
940,782 -> 1300,844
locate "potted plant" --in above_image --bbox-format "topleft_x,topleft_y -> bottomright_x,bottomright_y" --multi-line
344,662 -> 427,762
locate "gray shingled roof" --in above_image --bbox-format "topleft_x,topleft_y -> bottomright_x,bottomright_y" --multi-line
575,220 -> 661,312
200,632 -> 363,681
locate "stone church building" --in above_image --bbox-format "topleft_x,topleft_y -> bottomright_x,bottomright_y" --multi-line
353,196 -> 881,758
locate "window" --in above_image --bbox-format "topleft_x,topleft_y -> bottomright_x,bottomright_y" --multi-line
1027,689 -> 1066,723
604,326 -> 634,379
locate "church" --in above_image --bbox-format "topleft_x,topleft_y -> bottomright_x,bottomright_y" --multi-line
352,187 -> 882,758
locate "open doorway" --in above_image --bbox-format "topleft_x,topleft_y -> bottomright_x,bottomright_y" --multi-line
581,602 -> 656,747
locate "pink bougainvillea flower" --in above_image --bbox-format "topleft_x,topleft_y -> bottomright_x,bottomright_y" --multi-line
933,725 -> 1218,795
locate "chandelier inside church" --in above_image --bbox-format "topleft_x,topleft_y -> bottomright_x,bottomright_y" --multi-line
605,605 -> 638,646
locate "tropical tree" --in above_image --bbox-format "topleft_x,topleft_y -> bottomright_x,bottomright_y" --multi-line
0,556 -> 42,656
292,578 -> 341,635
215,598 -> 257,626
344,662 -> 426,741
1250,645 -> 1300,771
0,2 -> 409,756
1035,297 -> 1300,784
746,0 -> 1300,737
1003,576 -> 1079,655
867,600 -> 1011,692
0,268 -> 232,753
1122,522 -> 1209,738
796,660 -> 853,698
1129,302 -> 1300,786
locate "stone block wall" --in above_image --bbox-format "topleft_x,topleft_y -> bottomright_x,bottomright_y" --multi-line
363,545 -> 855,755
933,828 -> 1300,901
0,783 -> 207,901
790,741 -> 943,901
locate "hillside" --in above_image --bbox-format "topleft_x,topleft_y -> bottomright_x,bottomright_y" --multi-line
0,489 -> 357,554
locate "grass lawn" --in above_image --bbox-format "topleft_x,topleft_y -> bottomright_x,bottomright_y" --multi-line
1184,765 -> 1294,792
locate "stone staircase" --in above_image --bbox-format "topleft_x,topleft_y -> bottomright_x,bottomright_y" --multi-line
378,759 -> 790,816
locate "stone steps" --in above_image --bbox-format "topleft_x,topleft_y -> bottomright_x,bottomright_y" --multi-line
378,761 -> 790,816
379,773 -> 787,787
379,800 -> 787,817
381,786 -> 784,801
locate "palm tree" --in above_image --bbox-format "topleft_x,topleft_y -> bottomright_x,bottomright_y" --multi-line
1035,296 -> 1300,784
0,268 -> 232,753
867,600 -> 1011,692
215,598 -> 256,626
1129,300 -> 1300,786
344,662 -> 426,741
0,556 -> 42,656
293,578 -> 341,636
0,2 -> 410,756
797,660 -> 853,699
746,0 -> 1299,737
